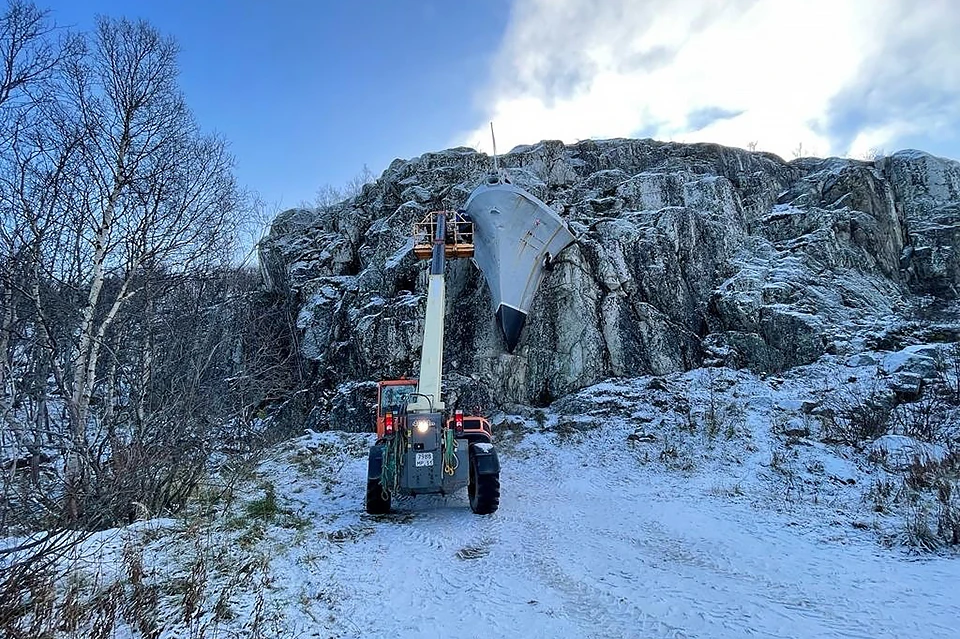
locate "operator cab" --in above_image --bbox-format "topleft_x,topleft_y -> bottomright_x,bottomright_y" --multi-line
375,379 -> 417,439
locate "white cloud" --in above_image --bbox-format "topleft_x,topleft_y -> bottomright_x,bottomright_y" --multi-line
461,0 -> 960,160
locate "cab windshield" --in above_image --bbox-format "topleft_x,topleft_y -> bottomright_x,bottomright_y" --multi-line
380,384 -> 416,411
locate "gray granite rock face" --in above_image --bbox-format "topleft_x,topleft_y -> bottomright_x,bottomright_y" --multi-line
259,140 -> 960,419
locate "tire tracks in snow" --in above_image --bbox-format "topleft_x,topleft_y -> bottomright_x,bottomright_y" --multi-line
280,429 -> 960,639
491,470 -> 690,639
499,433 -> 885,639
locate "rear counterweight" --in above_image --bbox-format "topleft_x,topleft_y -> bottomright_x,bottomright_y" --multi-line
400,413 -> 444,494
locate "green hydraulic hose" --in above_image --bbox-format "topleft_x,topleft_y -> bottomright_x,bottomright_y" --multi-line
443,427 -> 458,475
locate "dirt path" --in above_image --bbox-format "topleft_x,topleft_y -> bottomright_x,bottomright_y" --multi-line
274,429 -> 960,639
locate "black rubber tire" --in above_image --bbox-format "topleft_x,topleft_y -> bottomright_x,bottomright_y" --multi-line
365,478 -> 391,514
468,453 -> 500,515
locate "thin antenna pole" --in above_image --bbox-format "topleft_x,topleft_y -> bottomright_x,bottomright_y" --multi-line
490,122 -> 499,174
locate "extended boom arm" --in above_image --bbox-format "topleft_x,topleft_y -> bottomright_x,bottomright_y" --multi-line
407,212 -> 447,413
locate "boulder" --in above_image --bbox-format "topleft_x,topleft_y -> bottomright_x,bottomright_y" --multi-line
881,345 -> 940,380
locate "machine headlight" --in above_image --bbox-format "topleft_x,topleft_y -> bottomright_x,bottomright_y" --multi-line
413,419 -> 432,434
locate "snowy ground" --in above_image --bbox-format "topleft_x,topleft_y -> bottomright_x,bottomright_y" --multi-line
15,359 -> 960,639
262,431 -> 959,639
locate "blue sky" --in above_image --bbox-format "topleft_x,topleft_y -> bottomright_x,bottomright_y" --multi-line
38,0 -> 960,213
41,0 -> 511,210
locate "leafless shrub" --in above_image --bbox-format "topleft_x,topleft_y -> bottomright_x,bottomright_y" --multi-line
768,447 -> 803,502
242,560 -> 273,639
702,367 -> 721,439
936,342 -> 960,404
314,164 -> 375,210
867,477 -> 898,513
709,481 -> 745,498
93,582 -> 124,639
60,572 -> 83,633
23,571 -> 55,638
904,505 -> 941,552
0,529 -> 91,634
905,457 -> 943,492
890,394 -> 949,443
658,435 -> 679,463
936,479 -> 960,546
822,378 -> 893,445
901,451 -> 960,551
122,541 -> 159,639
182,535 -> 210,629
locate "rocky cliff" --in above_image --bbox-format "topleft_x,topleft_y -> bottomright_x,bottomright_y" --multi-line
259,139 -> 960,426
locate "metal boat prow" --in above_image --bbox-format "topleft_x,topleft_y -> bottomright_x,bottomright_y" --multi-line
463,178 -> 576,352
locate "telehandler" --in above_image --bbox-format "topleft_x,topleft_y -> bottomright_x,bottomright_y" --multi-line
365,210 -> 500,514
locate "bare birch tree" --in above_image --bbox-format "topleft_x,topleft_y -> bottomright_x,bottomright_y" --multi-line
56,18 -> 241,522
0,12 -> 242,524
0,1 -> 79,516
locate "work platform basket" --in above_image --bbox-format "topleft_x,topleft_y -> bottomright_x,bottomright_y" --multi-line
413,210 -> 475,260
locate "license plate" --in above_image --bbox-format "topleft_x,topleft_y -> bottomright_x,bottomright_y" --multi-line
415,452 -> 434,467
